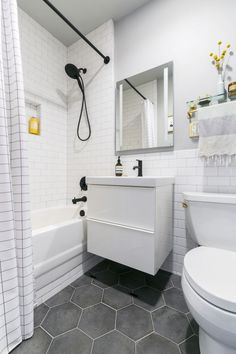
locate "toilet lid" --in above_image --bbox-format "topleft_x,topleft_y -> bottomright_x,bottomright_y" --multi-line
184,246 -> 236,313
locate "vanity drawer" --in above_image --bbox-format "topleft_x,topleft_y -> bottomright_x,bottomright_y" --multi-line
87,219 -> 155,274
87,184 -> 155,231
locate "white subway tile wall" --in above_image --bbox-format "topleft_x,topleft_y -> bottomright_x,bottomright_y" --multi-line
18,9 -> 67,105
18,9 -> 68,210
18,10 -> 236,275
67,20 -> 115,200
25,97 -> 67,210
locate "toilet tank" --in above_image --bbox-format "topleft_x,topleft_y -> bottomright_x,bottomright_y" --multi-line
183,192 -> 236,252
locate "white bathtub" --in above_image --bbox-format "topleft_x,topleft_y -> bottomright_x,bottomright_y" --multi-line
32,205 -> 98,303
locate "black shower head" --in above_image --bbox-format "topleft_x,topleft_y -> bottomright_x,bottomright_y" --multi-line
65,63 -> 87,79
64,63 -> 91,141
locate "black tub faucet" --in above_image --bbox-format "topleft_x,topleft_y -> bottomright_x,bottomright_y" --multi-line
72,196 -> 87,204
133,159 -> 143,177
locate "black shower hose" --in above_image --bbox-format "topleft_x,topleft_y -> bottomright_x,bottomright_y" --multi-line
76,74 -> 91,141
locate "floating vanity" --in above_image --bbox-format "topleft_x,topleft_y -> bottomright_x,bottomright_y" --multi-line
87,176 -> 174,275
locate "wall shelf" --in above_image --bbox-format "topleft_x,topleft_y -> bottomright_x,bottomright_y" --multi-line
186,94 -> 236,139
186,93 -> 233,109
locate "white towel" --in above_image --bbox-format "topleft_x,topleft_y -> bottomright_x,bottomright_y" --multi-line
141,99 -> 156,148
198,101 -> 236,165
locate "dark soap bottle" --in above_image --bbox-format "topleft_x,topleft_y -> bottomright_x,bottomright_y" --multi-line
115,156 -> 123,177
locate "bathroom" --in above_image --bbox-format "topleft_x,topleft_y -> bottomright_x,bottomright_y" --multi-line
1,0 -> 236,353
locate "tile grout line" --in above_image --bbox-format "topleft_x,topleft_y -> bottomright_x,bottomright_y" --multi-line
164,303 -> 189,316
77,307 -> 84,329
186,312 -> 199,336
45,337 -> 53,354
37,306 -> 50,328
178,333 -> 196,346
115,328 -> 137,343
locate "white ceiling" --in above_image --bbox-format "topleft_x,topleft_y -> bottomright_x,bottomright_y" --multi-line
17,0 -> 152,46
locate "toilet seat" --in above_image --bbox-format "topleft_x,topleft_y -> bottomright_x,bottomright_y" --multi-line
183,246 -> 236,313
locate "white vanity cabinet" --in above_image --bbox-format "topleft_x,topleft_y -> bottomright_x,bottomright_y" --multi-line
87,176 -> 174,275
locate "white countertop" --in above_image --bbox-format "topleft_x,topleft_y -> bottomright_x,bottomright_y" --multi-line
86,176 -> 175,187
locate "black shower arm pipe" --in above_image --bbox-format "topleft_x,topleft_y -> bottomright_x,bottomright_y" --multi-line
42,0 -> 110,64
124,79 -> 147,100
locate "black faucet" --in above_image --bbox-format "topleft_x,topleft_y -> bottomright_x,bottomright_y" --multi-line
72,196 -> 87,204
133,159 -> 143,177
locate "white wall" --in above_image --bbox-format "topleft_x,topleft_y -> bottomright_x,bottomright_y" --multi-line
18,9 -> 68,210
115,0 -> 236,150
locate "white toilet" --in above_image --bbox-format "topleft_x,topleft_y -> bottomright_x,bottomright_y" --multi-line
181,192 -> 236,354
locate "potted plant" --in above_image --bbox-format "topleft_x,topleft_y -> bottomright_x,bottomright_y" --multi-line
209,41 -> 231,101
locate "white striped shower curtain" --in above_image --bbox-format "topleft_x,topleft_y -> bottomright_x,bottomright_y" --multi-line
0,1 -> 34,353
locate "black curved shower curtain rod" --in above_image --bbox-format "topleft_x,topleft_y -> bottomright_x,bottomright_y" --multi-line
41,0 -> 110,64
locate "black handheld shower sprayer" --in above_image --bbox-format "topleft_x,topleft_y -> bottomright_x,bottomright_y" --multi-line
65,63 -> 91,141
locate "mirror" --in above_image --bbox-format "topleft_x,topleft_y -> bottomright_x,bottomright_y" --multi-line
116,62 -> 174,154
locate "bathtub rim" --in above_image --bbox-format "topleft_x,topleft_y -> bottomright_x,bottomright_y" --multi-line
32,217 -> 85,236
31,204 -> 85,233
31,204 -> 79,215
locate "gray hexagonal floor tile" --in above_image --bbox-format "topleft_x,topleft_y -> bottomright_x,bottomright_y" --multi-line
78,303 -> 115,339
137,333 -> 180,354
87,260 -> 110,275
42,302 -> 81,336
48,329 -> 92,354
93,270 -> 119,288
108,261 -> 132,274
180,335 -> 200,354
187,313 -> 199,335
146,269 -> 173,291
120,270 -> 146,290
171,274 -> 182,290
152,306 -> 192,344
34,303 -> 49,328
71,274 -> 92,288
93,330 -> 135,354
103,285 -> 132,309
164,287 -> 189,313
117,304 -> 152,341
71,284 -> 102,308
134,286 -> 164,311
45,286 -> 74,307
11,328 -> 51,354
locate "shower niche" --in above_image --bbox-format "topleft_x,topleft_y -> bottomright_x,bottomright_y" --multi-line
116,61 -> 174,154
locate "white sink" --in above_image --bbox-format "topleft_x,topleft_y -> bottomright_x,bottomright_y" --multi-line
86,176 -> 174,188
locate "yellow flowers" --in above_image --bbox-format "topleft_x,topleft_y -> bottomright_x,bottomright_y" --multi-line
209,40 -> 232,73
